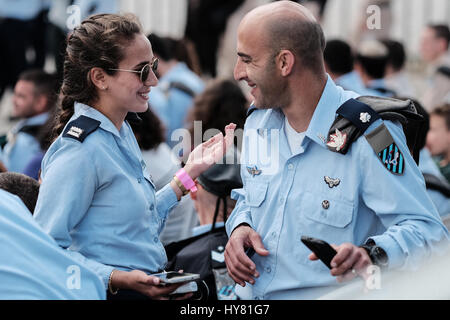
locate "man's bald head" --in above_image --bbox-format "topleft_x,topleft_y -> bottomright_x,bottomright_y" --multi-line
240,1 -> 326,74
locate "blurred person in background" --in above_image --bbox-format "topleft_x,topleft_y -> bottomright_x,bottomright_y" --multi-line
131,108 -> 199,245
402,99 -> 450,217
187,79 -> 248,154
355,39 -> 396,97
167,37 -> 203,77
420,24 -> 450,111
148,33 -> 204,148
0,172 -> 40,214
381,39 -> 415,98
0,0 -> 50,99
1,69 -> 57,174
185,0 -> 245,77
47,0 -> 118,84
22,107 -> 57,180
323,39 -> 368,95
165,160 -> 242,301
427,104 -> 450,183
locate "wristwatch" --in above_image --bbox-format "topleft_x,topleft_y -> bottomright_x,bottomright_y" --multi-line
360,239 -> 388,267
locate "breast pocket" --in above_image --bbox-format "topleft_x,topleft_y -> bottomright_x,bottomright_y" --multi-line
296,191 -> 355,269
300,191 -> 354,230
245,181 -> 268,207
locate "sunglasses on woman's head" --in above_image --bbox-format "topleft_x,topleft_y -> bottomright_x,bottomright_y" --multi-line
109,57 -> 158,83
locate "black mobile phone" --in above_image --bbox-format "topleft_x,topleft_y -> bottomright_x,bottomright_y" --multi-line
301,236 -> 337,269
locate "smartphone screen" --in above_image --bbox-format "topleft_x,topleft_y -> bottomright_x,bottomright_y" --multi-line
153,271 -> 200,284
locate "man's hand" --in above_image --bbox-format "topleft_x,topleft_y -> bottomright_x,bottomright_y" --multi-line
308,242 -> 372,282
224,225 -> 269,287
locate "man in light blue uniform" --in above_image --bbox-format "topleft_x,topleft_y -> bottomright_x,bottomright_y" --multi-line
0,189 -> 105,299
420,148 -> 450,216
2,70 -> 56,173
224,1 -> 449,300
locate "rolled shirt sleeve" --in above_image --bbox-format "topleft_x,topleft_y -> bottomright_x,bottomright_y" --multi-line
226,187 -> 255,237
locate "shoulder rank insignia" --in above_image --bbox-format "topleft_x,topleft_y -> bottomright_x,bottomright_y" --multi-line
365,123 -> 404,175
247,165 -> 262,177
63,115 -> 101,142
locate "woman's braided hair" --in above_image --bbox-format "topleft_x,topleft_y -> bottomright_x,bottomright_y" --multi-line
52,13 -> 143,141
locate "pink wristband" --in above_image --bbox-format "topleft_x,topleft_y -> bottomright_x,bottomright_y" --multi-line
175,168 -> 197,193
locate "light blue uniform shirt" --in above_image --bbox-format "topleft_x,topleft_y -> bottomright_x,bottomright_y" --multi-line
0,0 -> 49,20
149,62 -> 204,148
0,190 -> 105,300
3,112 -> 48,173
34,103 -> 179,289
191,222 -> 225,238
419,148 -> 450,216
335,71 -> 384,97
226,76 -> 449,300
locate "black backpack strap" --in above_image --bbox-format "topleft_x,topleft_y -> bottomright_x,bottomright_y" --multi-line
423,173 -> 450,198
19,124 -> 42,138
169,81 -> 196,97
63,115 -> 100,143
327,96 -> 424,166
0,135 -> 7,149
125,112 -> 142,125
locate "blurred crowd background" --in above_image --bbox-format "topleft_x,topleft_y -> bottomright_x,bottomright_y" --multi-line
0,0 -> 449,241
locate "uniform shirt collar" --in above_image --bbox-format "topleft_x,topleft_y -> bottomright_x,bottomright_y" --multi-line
304,75 -> 343,148
258,75 -> 343,149
74,102 -> 122,138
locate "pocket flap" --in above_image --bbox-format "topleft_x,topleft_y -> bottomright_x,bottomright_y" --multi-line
246,182 -> 268,207
302,191 -> 354,228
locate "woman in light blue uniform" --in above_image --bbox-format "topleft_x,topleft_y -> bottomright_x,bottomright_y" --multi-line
33,13 -> 235,300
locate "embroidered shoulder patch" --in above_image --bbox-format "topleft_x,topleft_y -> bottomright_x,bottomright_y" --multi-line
365,123 -> 405,175
63,115 -> 101,142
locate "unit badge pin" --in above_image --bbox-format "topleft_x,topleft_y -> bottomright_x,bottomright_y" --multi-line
247,165 -> 262,177
324,176 -> 340,188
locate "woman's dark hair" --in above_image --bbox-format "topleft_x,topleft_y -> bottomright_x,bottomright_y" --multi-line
52,13 -> 143,141
131,108 -> 166,151
187,79 -> 248,143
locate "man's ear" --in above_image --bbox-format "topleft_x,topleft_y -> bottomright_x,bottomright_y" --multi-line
89,67 -> 108,90
32,92 -> 49,114
277,50 -> 295,77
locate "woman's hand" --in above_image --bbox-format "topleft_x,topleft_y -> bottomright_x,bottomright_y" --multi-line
111,270 -> 193,300
183,123 -> 236,180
